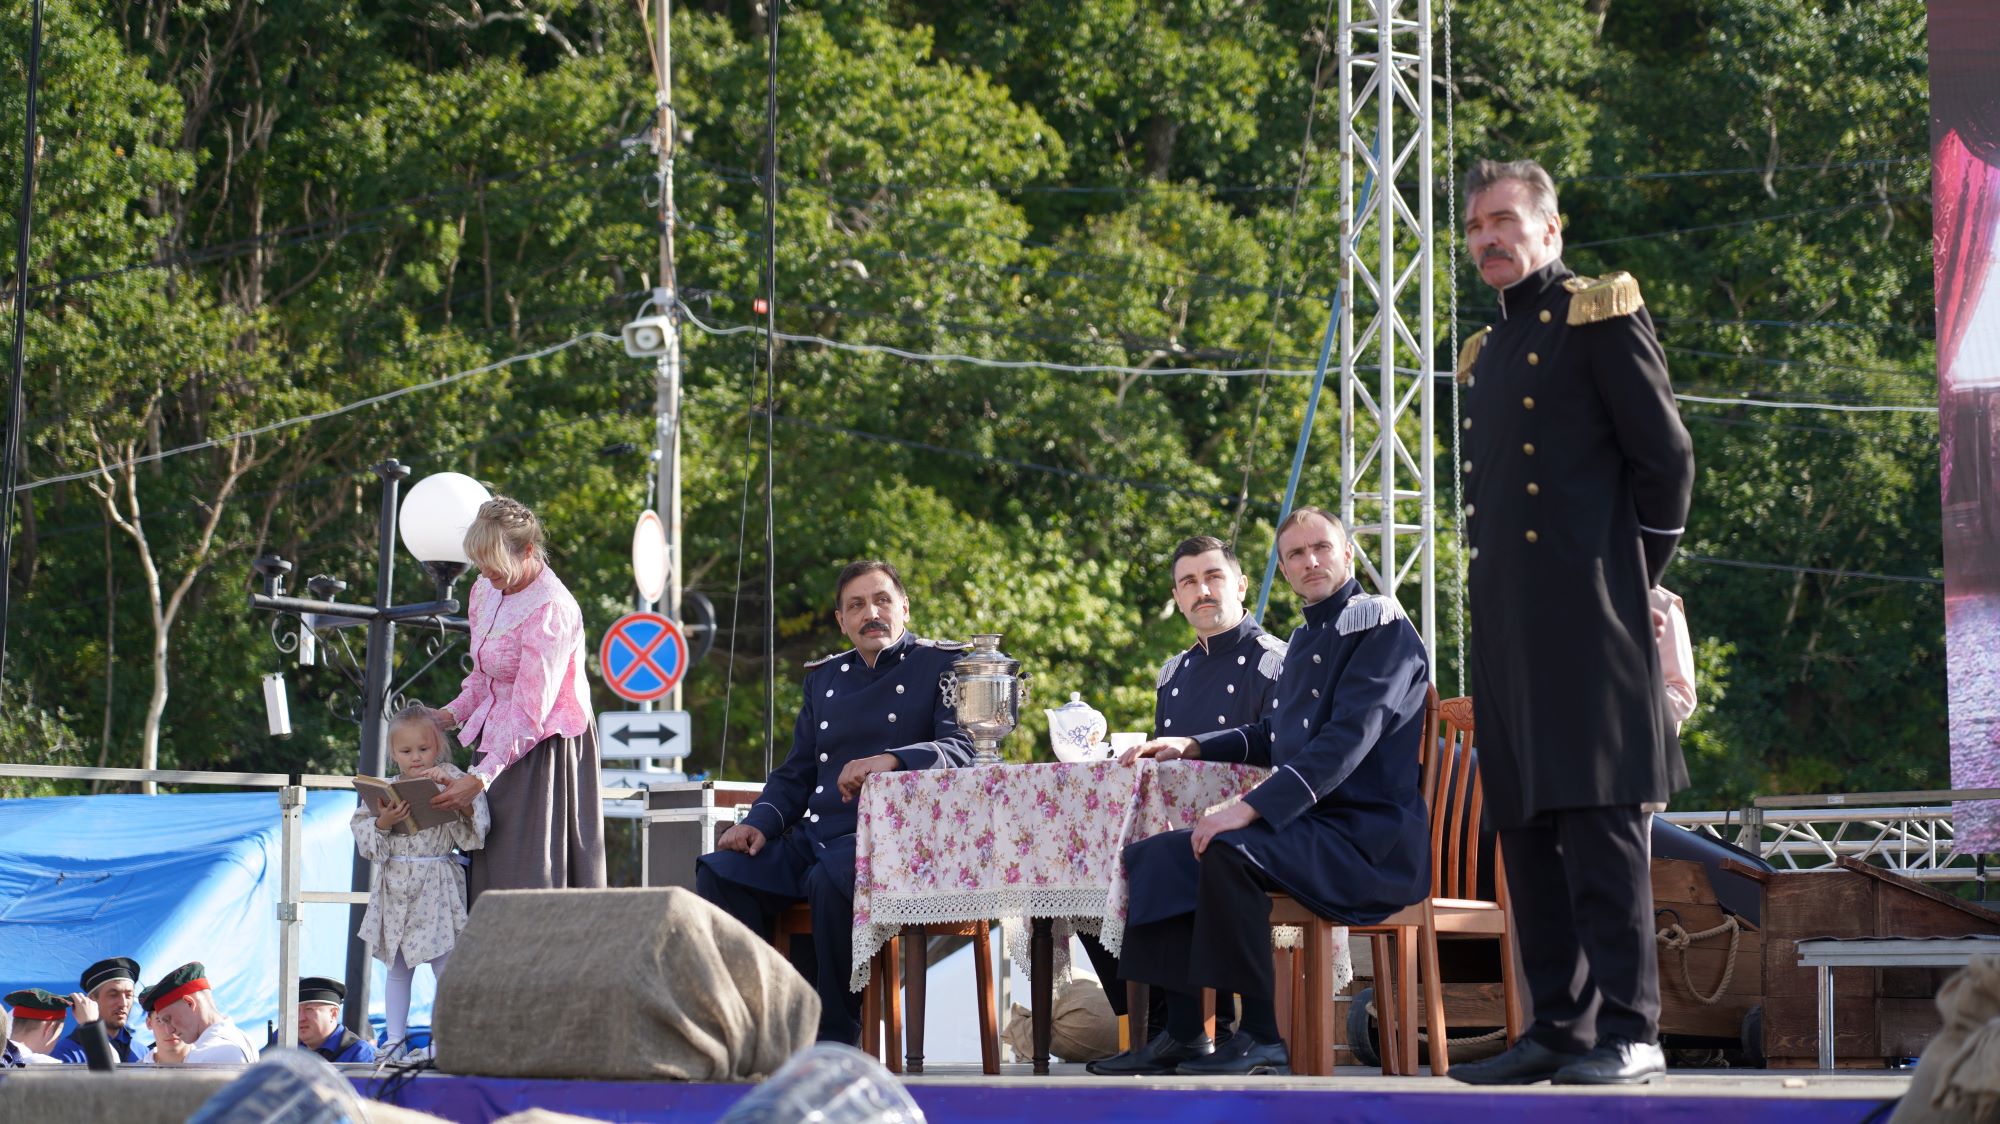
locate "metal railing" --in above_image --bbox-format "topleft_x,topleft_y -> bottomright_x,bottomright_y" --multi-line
0,763 -> 643,1051
1661,787 -> 2000,884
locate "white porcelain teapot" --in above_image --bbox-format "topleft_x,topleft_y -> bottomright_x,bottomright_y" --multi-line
1045,692 -> 1110,763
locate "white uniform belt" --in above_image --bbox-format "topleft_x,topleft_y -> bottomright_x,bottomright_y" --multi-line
385,855 -> 454,864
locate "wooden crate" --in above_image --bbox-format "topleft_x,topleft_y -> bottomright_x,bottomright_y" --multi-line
1651,858 -> 1764,1042
1745,856 -> 2000,1069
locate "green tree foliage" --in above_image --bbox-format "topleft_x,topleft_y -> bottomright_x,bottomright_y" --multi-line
0,0 -> 1941,819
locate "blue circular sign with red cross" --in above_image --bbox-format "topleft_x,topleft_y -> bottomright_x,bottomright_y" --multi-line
598,611 -> 688,702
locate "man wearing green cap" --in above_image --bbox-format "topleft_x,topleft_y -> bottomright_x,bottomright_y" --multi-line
291,977 -> 376,1064
53,957 -> 148,1064
4,989 -> 70,1065
145,963 -> 256,1064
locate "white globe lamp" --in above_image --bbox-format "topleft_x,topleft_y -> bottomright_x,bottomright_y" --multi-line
399,472 -> 492,598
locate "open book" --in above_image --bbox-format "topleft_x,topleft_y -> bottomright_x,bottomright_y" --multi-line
352,775 -> 468,836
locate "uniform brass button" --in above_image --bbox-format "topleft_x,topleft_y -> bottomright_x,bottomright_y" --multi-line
887,713 -> 898,723
1463,418 -> 1472,430
1164,719 -> 1173,728
1470,547 -> 1480,560
1523,443 -> 1536,456
1527,352 -> 1540,365
1525,530 -> 1538,543
815,785 -> 824,794
1522,396 -> 1535,409
1227,684 -> 1236,693
819,721 -> 829,730
1539,310 -> 1552,323
1526,482 -> 1540,495
1463,460 -> 1473,473
1171,688 -> 1179,696
819,752 -> 829,762
895,684 -> 905,694
1464,504 -> 1475,517
1467,377 -> 1476,388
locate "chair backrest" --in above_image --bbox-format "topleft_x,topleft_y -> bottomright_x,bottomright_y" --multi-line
1420,693 -> 1490,903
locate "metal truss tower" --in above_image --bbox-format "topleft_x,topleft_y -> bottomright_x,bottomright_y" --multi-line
1336,0 -> 1438,662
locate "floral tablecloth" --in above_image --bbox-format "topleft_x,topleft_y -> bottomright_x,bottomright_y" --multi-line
850,758 -> 1273,991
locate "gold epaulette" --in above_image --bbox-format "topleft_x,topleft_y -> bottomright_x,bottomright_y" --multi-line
1454,326 -> 1490,385
1563,271 -> 1644,325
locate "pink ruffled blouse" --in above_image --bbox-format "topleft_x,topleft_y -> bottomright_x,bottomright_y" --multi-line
444,567 -> 592,784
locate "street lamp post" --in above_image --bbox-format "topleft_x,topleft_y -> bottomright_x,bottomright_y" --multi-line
248,458 -> 490,1036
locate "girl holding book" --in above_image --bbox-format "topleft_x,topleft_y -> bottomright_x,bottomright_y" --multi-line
353,704 -> 490,1059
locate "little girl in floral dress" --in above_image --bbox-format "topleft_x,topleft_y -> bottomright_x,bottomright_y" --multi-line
353,703 -> 490,1060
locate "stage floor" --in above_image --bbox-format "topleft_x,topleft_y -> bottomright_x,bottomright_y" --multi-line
362,1063 -> 1914,1123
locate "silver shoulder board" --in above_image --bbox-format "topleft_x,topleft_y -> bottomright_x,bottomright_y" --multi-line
1336,595 -> 1407,635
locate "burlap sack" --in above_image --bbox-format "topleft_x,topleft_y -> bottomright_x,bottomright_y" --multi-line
432,887 -> 817,1081
1000,979 -> 1121,1062
1890,954 -> 2000,1124
0,1068 -> 444,1124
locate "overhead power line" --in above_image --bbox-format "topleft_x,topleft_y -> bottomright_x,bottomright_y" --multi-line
1680,554 -> 1941,586
678,304 -> 1937,413
19,331 -> 618,492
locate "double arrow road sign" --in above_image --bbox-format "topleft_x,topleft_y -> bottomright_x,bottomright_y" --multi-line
599,710 -> 692,760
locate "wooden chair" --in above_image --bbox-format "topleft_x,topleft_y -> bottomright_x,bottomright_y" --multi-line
1269,689 -> 1526,1076
901,921 -> 1002,1075
772,905 -> 903,1073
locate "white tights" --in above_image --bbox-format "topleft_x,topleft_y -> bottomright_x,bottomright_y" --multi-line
383,950 -> 452,1044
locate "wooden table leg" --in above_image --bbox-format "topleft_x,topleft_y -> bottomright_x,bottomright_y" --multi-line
1126,981 -> 1151,1045
1031,918 -> 1054,1075
904,930 -> 927,1074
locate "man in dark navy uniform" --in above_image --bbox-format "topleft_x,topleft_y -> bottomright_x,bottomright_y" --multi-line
1090,508 -> 1431,1076
52,957 -> 148,1064
289,978 -> 377,1063
1447,158 -> 1695,1087
696,559 -> 972,1045
1080,535 -> 1287,1044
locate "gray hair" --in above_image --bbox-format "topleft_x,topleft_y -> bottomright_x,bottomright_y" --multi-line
1464,158 -> 1560,225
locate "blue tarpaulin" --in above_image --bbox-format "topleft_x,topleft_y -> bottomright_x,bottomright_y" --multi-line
0,791 -> 433,1046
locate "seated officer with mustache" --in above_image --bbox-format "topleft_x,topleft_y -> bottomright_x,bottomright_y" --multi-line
696,560 -> 973,1046
1092,507 -> 1431,1076
1080,535 -> 1287,1046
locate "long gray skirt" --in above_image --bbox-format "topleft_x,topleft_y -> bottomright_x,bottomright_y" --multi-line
468,726 -> 607,905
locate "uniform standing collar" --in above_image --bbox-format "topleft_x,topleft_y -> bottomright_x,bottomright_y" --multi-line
1301,578 -> 1363,628
1497,257 -> 1571,320
863,630 -> 914,667
1196,612 -> 1258,655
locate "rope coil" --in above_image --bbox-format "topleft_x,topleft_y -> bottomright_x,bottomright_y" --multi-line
1656,913 -> 1743,1006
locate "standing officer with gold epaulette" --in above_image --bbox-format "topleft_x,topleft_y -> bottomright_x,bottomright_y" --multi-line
1447,158 -> 1695,1088
695,560 -> 972,1046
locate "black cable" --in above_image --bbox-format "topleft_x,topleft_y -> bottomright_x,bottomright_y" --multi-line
761,0 -> 781,777
1679,554 -> 1940,586
1,0 -> 48,680
1568,195 -> 1926,250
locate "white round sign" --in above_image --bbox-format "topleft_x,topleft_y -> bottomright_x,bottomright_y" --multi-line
632,510 -> 669,605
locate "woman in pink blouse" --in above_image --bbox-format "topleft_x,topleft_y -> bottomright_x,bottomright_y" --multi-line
427,497 -> 605,900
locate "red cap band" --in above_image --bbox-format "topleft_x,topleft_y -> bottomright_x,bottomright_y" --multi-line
11,1004 -> 66,1021
152,978 -> 211,1011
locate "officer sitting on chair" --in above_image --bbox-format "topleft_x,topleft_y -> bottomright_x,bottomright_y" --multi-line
1092,507 -> 1432,1076
1080,534 -> 1287,1046
696,560 -> 973,1045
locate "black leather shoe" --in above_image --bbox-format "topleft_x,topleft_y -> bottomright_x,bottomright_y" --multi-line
1446,1038 -> 1584,1085
1085,1030 -> 1214,1076
1552,1039 -> 1666,1085
1174,1034 -> 1291,1076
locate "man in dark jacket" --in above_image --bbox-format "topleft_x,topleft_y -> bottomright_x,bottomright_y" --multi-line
1079,534 -> 1289,1044
1448,157 -> 1696,1087
1090,508 -> 1431,1076
52,958 -> 147,1064
695,559 -> 972,1046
